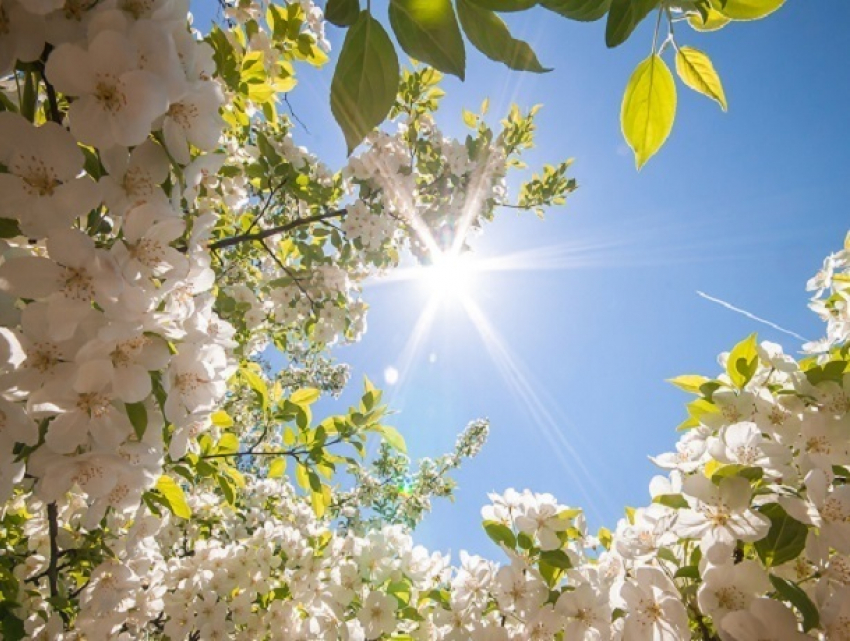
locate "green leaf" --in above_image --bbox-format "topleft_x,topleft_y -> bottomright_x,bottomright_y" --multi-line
467,0 -> 537,10
688,6 -> 731,31
540,0 -> 610,21
727,333 -> 759,389
377,425 -> 407,452
710,463 -> 763,483
653,493 -> 689,509
621,54 -> 676,169
126,402 -> 148,440
769,574 -> 819,632
241,367 -> 270,410
211,410 -> 234,428
456,0 -> 550,73
675,565 -> 700,579
290,387 -> 320,406
0,218 -> 21,239
156,475 -> 191,519
539,549 -> 572,569
675,46 -> 727,111
330,11 -> 400,153
217,473 -> 236,504
483,520 -> 517,549
326,0 -> 360,26
217,433 -> 240,455
711,0 -> 785,20
268,457 -> 287,478
389,0 -> 466,79
667,374 -> 709,393
605,0 -> 658,48
755,503 -> 808,568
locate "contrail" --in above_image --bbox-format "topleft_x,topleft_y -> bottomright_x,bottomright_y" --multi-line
696,291 -> 810,342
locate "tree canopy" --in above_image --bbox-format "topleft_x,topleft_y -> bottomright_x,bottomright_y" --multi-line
5,1 -> 850,641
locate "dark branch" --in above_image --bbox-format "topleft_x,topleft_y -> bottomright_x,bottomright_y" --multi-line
46,502 -> 60,598
207,209 -> 346,251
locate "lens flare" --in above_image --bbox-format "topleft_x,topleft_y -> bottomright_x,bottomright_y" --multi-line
420,252 -> 478,300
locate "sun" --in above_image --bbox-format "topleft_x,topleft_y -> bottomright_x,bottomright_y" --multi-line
420,252 -> 479,301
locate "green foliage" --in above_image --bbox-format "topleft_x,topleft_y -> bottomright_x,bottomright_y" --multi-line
331,12 -> 400,153
727,333 -> 759,389
755,503 -> 809,568
713,0 -> 786,20
456,0 -> 550,73
540,0 -> 610,22
326,0 -> 360,26
605,0 -> 659,48
769,574 -> 820,632
155,475 -> 192,519
388,0 -> 466,79
621,54 -> 676,170
675,46 -> 727,111
319,0 -> 785,164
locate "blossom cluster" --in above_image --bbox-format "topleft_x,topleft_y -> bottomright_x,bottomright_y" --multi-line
7,1 -> 848,640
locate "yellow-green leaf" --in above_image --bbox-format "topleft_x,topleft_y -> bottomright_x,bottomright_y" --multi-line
268,458 -> 287,479
330,11 -> 400,153
688,6 -> 731,31
211,410 -> 234,428
711,0 -> 785,20
727,333 -> 759,389
667,374 -> 709,394
389,0 -> 466,79
291,387 -> 320,406
156,475 -> 191,519
217,433 -> 240,455
621,54 -> 677,169
241,367 -> 269,410
377,425 -> 407,453
675,46 -> 727,111
456,0 -> 550,73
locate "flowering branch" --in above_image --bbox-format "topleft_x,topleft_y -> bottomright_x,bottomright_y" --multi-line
207,209 -> 346,250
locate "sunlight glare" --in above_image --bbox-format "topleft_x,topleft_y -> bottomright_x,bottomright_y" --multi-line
421,252 -> 478,301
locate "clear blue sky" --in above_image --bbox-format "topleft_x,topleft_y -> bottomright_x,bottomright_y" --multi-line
194,1 -> 850,555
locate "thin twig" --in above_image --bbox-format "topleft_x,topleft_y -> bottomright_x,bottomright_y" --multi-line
207,209 -> 346,251
259,239 -> 316,306
46,502 -> 60,598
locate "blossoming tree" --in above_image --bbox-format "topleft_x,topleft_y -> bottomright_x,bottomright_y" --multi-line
3,1 -> 850,640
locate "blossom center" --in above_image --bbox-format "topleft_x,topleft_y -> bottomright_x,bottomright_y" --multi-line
16,157 -> 60,196
71,462 -> 105,487
77,392 -> 111,418
130,238 -> 165,268
62,266 -> 94,300
715,586 -> 745,611
30,343 -> 61,373
175,372 -> 204,394
122,167 -> 154,197
122,0 -> 155,19
110,337 -> 147,367
95,76 -> 127,114
705,505 -> 731,527
821,497 -> 850,524
806,436 -> 830,455
734,445 -> 758,465
167,102 -> 199,129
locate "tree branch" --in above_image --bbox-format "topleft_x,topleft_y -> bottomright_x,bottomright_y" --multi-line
46,502 -> 60,598
207,209 -> 346,251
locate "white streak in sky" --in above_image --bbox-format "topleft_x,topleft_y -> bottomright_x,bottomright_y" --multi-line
696,291 -> 810,342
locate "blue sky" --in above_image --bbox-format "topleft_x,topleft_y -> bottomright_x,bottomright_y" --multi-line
195,1 -> 850,555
